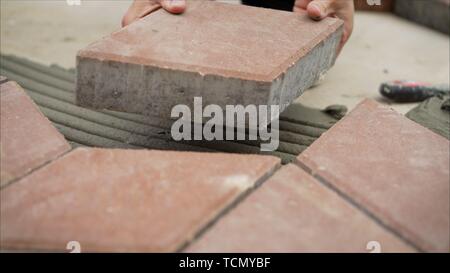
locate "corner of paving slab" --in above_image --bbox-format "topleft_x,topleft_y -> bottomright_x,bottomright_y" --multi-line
293,98 -> 449,252
0,80 -> 71,188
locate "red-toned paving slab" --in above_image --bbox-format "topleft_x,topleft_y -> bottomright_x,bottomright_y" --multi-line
0,148 -> 280,252
0,81 -> 70,187
186,165 -> 414,252
76,0 -> 343,119
297,99 -> 450,252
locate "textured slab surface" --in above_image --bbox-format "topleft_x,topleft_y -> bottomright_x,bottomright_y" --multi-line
187,165 -> 414,252
297,99 -> 450,252
76,0 -> 343,118
0,148 -> 280,252
0,81 -> 70,187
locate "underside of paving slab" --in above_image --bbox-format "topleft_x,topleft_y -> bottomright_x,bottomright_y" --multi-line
76,0 -> 343,120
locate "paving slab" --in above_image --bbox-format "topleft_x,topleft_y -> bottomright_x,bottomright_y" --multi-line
0,148 -> 280,252
0,81 -> 70,187
297,99 -> 450,252
187,164 -> 414,252
394,0 -> 450,35
76,0 -> 343,119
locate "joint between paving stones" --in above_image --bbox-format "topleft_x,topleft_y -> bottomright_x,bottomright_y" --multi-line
293,159 -> 424,253
0,148 -> 73,190
177,162 -> 283,253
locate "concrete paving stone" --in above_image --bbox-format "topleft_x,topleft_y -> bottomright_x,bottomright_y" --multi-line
187,164 -> 414,252
297,99 -> 450,252
0,148 -> 280,252
76,0 -> 343,119
394,0 -> 450,34
0,81 -> 70,187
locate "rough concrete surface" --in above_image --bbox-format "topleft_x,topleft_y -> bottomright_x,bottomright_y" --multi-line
76,0 -> 343,119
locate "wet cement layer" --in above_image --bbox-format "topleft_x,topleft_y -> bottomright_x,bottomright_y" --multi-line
406,95 -> 450,140
0,54 -> 344,164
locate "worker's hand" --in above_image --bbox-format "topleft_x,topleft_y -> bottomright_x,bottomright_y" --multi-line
122,0 -> 186,27
293,0 -> 354,53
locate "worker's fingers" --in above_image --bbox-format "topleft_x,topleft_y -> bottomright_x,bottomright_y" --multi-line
295,0 -> 354,54
334,1 -> 354,54
293,0 -> 312,12
122,0 -> 160,27
122,0 -> 186,27
159,0 -> 186,14
306,0 -> 336,20
336,8 -> 354,54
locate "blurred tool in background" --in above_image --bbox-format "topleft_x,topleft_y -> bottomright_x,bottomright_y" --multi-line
380,80 -> 450,103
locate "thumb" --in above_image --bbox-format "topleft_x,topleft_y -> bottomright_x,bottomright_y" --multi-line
306,0 -> 335,20
159,0 -> 186,14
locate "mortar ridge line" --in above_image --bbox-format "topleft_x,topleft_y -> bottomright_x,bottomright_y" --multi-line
176,162 -> 283,253
52,121 -> 140,149
39,105 -> 150,143
1,54 -> 75,82
45,108 -> 213,152
0,65 -> 73,95
0,69 -> 75,103
33,93 -> 308,157
279,117 -> 334,129
29,90 -> 173,140
1,55 -> 75,85
293,160 -> 423,252
36,95 -> 310,153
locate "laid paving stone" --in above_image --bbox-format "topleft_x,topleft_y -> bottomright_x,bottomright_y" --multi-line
0,81 -> 70,187
187,165 -> 414,252
297,99 -> 450,252
0,148 -> 280,252
76,0 -> 343,119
